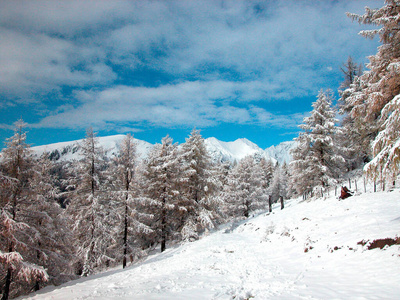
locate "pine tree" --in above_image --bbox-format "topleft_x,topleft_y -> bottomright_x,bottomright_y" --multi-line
339,56 -> 363,91
0,120 -> 48,300
26,153 -> 72,290
346,1 -> 400,184
178,129 -> 219,241
222,155 -> 266,219
66,128 -> 113,276
290,132 -> 313,197
141,136 -> 183,252
290,90 -> 345,197
110,134 -> 153,268
269,163 -> 289,203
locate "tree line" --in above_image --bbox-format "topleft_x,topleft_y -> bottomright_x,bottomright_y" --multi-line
290,0 -> 399,198
0,126 -> 287,299
1,1 -> 399,299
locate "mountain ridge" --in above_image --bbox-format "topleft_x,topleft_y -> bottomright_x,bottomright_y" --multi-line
30,135 -> 296,164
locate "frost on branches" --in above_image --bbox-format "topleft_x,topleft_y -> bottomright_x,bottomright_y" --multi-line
141,135 -> 183,252
0,120 -> 48,300
109,134 -> 153,268
178,129 -> 220,241
222,155 -> 268,219
290,90 -> 345,197
346,0 -> 400,184
66,128 -> 114,277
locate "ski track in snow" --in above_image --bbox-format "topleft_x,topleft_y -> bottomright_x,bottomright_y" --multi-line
22,190 -> 400,300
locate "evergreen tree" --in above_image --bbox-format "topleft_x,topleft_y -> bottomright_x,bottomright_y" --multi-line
66,128 -> 113,276
179,129 -> 219,241
141,136 -> 183,252
0,120 -> 48,300
269,163 -> 289,203
346,0 -> 400,183
290,90 -> 345,197
222,155 -> 266,219
26,152 -> 72,290
110,134 -> 152,268
339,56 -> 363,91
259,158 -> 274,194
290,133 -> 313,197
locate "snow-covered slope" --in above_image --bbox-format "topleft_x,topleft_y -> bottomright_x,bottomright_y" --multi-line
31,135 -> 153,162
30,135 -> 292,164
265,140 -> 297,164
23,189 -> 400,300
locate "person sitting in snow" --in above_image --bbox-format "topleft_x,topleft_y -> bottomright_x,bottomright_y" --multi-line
339,186 -> 353,200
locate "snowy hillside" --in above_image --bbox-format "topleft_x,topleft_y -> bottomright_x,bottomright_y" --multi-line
31,135 -> 153,162
23,189 -> 400,300
30,135 -> 292,164
265,140 -> 297,164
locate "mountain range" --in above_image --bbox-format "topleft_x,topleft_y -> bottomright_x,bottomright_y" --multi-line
31,135 -> 296,165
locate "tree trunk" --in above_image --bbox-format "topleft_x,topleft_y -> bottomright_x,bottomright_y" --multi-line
122,200 -> 128,269
244,200 -> 249,218
161,194 -> 166,253
1,267 -> 12,300
280,196 -> 284,210
268,195 -> 272,213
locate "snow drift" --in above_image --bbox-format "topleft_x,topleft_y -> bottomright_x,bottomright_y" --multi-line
22,189 -> 400,300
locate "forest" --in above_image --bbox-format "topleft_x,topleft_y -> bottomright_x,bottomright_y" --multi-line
1,1 -> 399,299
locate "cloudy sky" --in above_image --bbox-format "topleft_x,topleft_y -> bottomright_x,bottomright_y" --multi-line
0,0 -> 381,149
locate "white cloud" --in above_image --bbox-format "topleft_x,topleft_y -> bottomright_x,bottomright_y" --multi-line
0,0 -> 382,131
35,80 -> 303,130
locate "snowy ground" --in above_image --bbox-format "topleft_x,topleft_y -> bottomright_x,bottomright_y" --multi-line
22,190 -> 400,300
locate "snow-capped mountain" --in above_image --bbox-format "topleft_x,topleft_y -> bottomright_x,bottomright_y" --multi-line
204,137 -> 277,164
30,135 -> 293,164
31,135 -> 153,162
265,140 -> 297,164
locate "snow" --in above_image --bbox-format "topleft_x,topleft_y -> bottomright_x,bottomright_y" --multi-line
264,141 -> 297,164
30,136 -> 293,165
205,137 -> 278,164
22,189 -> 400,300
31,135 -> 153,162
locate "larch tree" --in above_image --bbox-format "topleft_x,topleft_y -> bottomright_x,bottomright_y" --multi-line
141,136 -> 183,252
110,134 -> 153,268
339,56 -> 363,92
269,163 -> 289,203
290,132 -> 314,197
66,128 -> 113,276
178,129 -> 219,241
290,90 -> 345,197
346,0 -> 400,184
222,155 -> 266,219
26,152 -> 72,291
0,120 -> 48,300
338,56 -> 367,170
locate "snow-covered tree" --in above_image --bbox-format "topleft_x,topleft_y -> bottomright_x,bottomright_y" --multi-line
346,1 -> 400,184
269,163 -> 289,203
259,158 -> 274,192
25,152 -> 73,290
141,136 -> 183,252
0,120 -> 48,300
339,56 -> 363,91
290,90 -> 345,197
110,134 -> 153,268
290,133 -> 313,197
66,128 -> 113,276
222,155 -> 266,219
178,129 -> 220,241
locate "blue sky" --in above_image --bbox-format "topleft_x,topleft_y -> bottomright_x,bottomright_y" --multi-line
0,0 -> 381,149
